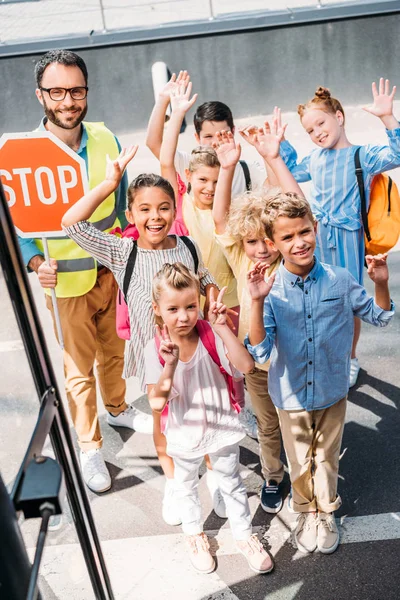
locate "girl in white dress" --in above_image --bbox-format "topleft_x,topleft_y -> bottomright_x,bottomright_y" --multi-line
144,263 -> 273,576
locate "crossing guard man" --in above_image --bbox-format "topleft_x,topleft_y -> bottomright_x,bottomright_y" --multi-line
18,50 -> 152,493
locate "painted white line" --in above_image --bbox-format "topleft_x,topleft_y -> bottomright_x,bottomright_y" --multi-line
27,511 -> 400,600
0,339 -> 24,352
339,512 -> 400,544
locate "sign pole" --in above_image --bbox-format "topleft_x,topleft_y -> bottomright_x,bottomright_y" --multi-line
42,237 -> 64,350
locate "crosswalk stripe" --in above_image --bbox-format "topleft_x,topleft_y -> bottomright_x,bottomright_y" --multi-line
27,511 -> 400,599
0,340 -> 24,352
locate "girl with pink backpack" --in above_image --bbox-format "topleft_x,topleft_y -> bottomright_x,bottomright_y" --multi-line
61,146 -> 218,526
145,262 -> 274,576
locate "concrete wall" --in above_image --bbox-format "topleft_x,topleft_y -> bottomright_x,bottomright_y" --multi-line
1,12 -> 399,135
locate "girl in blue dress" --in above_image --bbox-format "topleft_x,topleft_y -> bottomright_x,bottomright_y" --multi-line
280,78 -> 400,386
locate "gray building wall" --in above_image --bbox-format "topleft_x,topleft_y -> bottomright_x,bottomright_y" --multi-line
1,13 -> 399,135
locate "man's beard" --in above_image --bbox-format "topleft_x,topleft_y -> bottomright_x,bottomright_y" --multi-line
42,96 -> 87,130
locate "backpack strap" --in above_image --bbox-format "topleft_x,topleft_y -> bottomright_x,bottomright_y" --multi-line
354,147 -> 371,242
179,235 -> 199,273
239,160 -> 252,191
196,320 -> 241,414
388,176 -> 393,215
154,321 -> 241,435
153,336 -> 169,431
122,240 -> 138,299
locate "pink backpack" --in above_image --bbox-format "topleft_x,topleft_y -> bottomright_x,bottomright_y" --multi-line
155,319 -> 242,433
111,174 -> 190,340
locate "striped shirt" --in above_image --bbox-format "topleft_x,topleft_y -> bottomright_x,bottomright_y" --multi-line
64,221 -> 216,390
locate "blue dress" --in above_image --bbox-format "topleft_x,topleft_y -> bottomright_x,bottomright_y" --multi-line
280,128 -> 400,283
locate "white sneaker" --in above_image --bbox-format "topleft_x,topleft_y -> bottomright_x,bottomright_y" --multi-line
238,406 -> 259,440
48,514 -> 63,532
107,404 -> 153,434
80,449 -> 111,493
349,358 -> 360,388
206,470 -> 227,519
162,479 -> 182,526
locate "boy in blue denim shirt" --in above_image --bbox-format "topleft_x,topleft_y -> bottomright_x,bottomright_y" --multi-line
244,121 -> 395,556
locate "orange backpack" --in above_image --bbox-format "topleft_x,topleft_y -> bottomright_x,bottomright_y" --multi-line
355,147 -> 400,255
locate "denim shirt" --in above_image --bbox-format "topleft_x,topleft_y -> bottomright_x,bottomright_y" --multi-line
18,118 -> 128,268
245,258 -> 395,411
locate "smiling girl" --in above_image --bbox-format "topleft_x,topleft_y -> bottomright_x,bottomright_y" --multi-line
280,78 -> 400,386
61,147 -> 218,523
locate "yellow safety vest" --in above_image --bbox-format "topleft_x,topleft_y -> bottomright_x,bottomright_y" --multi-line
36,122 -> 121,298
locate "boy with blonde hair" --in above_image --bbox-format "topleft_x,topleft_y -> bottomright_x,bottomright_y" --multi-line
212,120 -> 301,513
245,133 -> 395,554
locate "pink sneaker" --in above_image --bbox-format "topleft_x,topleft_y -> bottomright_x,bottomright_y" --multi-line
186,532 -> 216,574
237,534 -> 274,574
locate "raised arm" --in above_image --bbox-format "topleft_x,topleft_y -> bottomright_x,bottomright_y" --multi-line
208,288 -> 254,373
363,77 -> 398,131
147,325 -> 179,413
146,71 -> 190,159
160,81 -> 197,200
366,253 -> 391,311
238,124 -> 277,188
212,130 -> 241,234
247,262 -> 276,348
244,111 -> 304,195
61,146 -> 138,227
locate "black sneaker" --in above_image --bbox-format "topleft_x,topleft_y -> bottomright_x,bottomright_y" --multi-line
260,480 -> 284,514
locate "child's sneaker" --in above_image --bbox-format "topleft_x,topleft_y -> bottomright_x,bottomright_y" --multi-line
186,532 -> 216,574
162,479 -> 182,526
238,406 -> 259,440
287,489 -> 297,514
237,534 -> 274,574
349,357 -> 360,388
107,403 -> 153,434
317,512 -> 340,554
294,512 -> 318,553
260,480 -> 284,514
206,469 -> 227,518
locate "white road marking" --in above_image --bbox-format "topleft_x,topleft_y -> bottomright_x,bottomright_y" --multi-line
0,339 -> 24,352
27,511 -> 400,600
339,512 -> 400,544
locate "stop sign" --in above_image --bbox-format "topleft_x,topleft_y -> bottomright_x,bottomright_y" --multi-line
0,131 -> 89,238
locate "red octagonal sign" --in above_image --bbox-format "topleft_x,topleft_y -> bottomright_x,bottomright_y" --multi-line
0,132 -> 89,238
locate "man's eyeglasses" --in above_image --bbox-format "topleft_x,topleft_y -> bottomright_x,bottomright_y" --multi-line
40,86 -> 88,101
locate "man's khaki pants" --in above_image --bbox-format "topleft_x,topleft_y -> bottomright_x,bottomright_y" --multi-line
245,367 -> 284,484
46,269 -> 126,451
277,397 -> 347,513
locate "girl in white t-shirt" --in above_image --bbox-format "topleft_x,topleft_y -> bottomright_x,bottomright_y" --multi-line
144,263 -> 273,576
